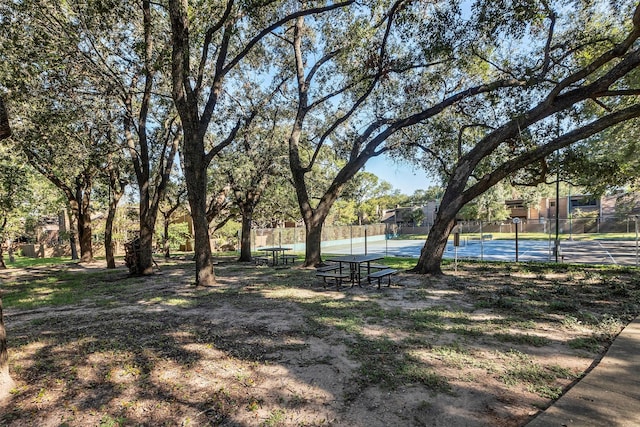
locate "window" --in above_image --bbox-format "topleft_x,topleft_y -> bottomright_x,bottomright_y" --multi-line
571,198 -> 597,208
506,200 -> 525,209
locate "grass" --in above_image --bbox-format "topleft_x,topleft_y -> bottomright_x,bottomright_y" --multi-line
5,255 -> 78,269
493,332 -> 551,347
567,336 -> 602,352
2,268 -> 131,310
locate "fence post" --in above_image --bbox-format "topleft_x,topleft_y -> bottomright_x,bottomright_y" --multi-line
364,225 -> 368,255
350,225 -> 353,254
480,221 -> 484,261
635,216 -> 638,268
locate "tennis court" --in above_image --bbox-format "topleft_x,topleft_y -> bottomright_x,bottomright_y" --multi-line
323,238 -> 640,267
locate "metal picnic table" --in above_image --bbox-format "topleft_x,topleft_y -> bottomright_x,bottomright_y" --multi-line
325,254 -> 385,286
257,247 -> 292,266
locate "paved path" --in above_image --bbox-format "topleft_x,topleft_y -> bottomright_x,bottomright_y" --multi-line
526,317 -> 640,426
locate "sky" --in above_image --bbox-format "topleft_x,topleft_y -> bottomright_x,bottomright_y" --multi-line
364,155 -> 436,195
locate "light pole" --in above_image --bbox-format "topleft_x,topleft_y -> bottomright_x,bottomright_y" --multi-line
364,225 -> 368,255
635,216 -> 639,268
555,152 -> 560,263
513,217 -> 521,262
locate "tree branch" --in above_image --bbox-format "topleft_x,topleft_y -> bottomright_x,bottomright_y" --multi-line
464,103 -> 640,202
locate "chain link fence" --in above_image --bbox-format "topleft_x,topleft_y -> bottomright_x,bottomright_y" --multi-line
250,223 -> 388,251
250,216 -> 640,250
395,215 -> 640,237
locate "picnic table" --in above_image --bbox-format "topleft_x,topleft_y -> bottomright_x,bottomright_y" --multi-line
325,254 -> 385,286
257,247 -> 292,266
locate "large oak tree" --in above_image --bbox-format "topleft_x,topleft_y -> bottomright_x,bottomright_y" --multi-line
407,1 -> 640,274
168,0 -> 354,285
280,1 -> 534,266
0,96 -> 15,402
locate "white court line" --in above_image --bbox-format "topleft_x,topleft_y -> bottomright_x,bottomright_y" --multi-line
597,241 -> 617,265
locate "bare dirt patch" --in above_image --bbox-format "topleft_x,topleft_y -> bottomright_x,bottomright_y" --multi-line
1,259 -> 638,426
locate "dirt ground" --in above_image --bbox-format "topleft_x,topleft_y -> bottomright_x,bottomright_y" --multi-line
1,258 -> 638,426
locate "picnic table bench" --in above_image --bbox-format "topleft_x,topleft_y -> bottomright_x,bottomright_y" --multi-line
280,254 -> 297,265
366,268 -> 398,288
316,269 -> 350,290
316,264 -> 339,272
254,256 -> 270,266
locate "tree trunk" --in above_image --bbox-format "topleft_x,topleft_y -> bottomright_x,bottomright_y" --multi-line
138,216 -> 155,275
77,209 -> 93,263
239,209 -> 253,262
0,96 -> 10,140
0,245 -> 5,269
0,99 -> 13,401
412,173 -> 470,274
304,218 -> 324,267
181,121 -> 216,285
192,206 -> 215,285
104,190 -> 122,269
163,217 -> 171,259
68,211 -> 79,260
411,214 -> 456,275
0,298 -> 14,402
104,220 -> 116,269
184,132 -> 215,285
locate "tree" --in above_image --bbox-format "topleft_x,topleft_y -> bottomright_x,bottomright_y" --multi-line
283,1 -> 525,266
411,2 -> 640,274
0,149 -> 30,269
168,0 -> 354,285
407,208 -> 425,226
0,95 -> 15,402
458,184 -> 511,221
405,186 -> 445,207
0,2 -> 114,262
220,114 -> 288,262
284,5 -> 406,266
561,117 -> 640,196
2,0 -> 182,274
103,149 -> 129,269
70,0 -> 180,274
342,172 -> 393,224
21,107 -> 103,263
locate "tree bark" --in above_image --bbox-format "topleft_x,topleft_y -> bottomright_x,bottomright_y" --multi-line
412,203 -> 458,275
77,210 -> 93,263
0,96 -> 10,140
67,206 -> 79,261
304,218 -> 324,266
75,185 -> 93,264
192,204 -> 215,286
163,218 -> 171,259
72,184 -> 94,263
138,212 -> 155,275
184,132 -> 216,286
239,208 -> 253,262
105,167 -> 124,269
0,298 -> 14,402
0,97 -> 12,401
104,191 -> 123,269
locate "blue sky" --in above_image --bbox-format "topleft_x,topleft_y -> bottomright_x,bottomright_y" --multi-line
365,155 -> 436,195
